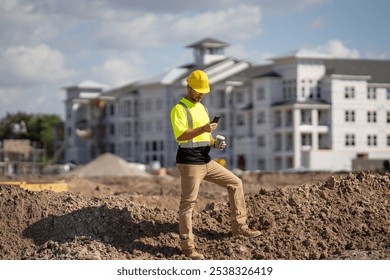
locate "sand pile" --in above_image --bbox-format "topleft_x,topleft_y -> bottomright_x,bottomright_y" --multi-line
69,153 -> 150,177
0,171 -> 389,260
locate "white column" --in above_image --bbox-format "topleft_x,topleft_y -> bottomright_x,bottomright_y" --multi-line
293,108 -> 301,168
312,109 -> 319,150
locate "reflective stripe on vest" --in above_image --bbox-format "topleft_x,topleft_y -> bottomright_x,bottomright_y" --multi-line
177,101 -> 210,148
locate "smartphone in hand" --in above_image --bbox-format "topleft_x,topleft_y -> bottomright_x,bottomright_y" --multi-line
211,116 -> 220,124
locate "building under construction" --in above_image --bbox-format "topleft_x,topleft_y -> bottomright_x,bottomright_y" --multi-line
0,139 -> 45,176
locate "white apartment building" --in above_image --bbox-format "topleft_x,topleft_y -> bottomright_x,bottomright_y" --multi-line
62,38 -> 390,171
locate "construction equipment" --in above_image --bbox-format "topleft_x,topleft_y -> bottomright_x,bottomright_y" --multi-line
0,181 -> 68,192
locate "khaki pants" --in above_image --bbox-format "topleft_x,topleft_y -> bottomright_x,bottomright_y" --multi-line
177,160 -> 247,250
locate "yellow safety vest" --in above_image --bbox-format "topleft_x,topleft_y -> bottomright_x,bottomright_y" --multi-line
170,97 -> 210,147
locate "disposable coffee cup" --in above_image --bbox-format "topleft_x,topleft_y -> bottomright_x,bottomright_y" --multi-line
215,135 -> 225,149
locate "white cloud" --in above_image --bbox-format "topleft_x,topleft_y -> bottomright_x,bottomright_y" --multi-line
0,1 -> 58,47
300,40 -> 360,58
96,5 -> 262,49
319,40 -> 360,58
171,5 -> 262,42
0,44 -> 74,86
90,52 -> 148,87
96,14 -> 169,49
228,43 -> 273,64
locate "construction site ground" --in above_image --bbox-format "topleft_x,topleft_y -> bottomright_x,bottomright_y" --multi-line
1,163 -> 389,260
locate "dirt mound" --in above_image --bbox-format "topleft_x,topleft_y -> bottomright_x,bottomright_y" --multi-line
1,171 -> 389,260
69,153 -> 150,177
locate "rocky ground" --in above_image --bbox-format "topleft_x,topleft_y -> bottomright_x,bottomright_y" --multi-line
0,170 -> 389,260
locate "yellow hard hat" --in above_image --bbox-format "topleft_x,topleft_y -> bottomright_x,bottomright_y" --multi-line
187,70 -> 210,94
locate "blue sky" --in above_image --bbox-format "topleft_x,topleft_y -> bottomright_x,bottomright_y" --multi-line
1,0 -> 389,119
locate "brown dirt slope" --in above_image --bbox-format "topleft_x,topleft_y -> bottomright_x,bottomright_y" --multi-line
0,171 -> 389,260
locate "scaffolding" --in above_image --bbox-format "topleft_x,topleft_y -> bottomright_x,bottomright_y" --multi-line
0,139 -> 45,176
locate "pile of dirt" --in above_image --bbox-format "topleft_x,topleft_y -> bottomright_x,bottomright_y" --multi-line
0,171 -> 389,260
69,153 -> 150,177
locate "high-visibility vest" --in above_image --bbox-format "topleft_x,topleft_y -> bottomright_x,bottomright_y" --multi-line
170,98 -> 210,148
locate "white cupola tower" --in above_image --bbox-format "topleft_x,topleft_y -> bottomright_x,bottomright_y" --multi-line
186,37 -> 229,66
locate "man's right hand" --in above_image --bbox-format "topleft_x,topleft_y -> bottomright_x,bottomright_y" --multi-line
203,122 -> 218,132
177,122 -> 218,141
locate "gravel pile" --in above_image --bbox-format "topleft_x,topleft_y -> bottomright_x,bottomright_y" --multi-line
69,153 -> 150,177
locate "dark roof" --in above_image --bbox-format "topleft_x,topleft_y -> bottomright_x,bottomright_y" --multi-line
272,99 -> 330,107
227,64 -> 274,82
254,71 -> 282,78
325,59 -> 390,84
186,37 -> 230,49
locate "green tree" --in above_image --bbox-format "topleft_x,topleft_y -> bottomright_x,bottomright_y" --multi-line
0,112 -> 62,161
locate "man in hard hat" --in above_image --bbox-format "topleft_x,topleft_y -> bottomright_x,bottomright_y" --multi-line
170,70 -> 261,260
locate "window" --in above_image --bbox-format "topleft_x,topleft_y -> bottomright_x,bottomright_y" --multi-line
257,111 -> 265,124
257,159 -> 266,170
217,90 -> 225,108
318,134 -> 328,149
344,86 -> 355,99
367,87 -> 377,99
387,135 -> 390,146
235,90 -> 244,103
236,114 -> 245,126
345,134 -> 355,146
109,104 -> 115,115
301,110 -> 312,125
387,88 -> 390,100
301,133 -> 312,146
144,99 -> 152,111
309,86 -> 314,99
274,111 -> 282,127
288,85 -> 292,99
156,120 -> 163,131
110,124 -> 115,135
286,157 -> 294,169
292,80 -> 297,97
286,110 -> 293,126
286,133 -> 293,150
156,98 -> 163,110
316,81 -> 322,98
144,120 -> 152,132
257,136 -> 265,147
345,110 -> 355,122
318,110 -> 328,125
387,112 -> 390,123
274,134 -> 282,151
256,87 -> 265,100
367,111 -> 377,123
152,141 -> 157,151
367,135 -> 377,146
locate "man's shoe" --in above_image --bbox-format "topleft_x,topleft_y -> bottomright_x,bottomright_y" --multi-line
182,249 -> 205,260
232,226 -> 261,238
